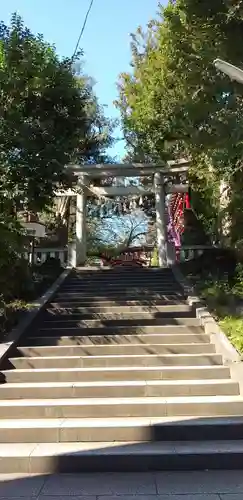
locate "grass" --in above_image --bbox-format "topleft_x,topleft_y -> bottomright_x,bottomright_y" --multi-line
182,262 -> 243,355
219,316 -> 243,353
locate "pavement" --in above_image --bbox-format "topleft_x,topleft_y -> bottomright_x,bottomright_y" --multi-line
1,471 -> 243,499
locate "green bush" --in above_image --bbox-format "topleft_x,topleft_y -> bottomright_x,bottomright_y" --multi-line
37,257 -> 62,275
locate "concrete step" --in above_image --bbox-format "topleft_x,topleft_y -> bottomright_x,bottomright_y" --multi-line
0,365 -> 230,383
53,292 -> 186,307
4,267 -> 241,473
46,304 -> 194,316
60,283 -> 182,291
0,379 -> 238,400
0,395 -> 243,419
1,416 -> 243,444
70,269 -> 176,273
35,325 -> 204,336
1,266 -> 239,473
16,343 -> 216,357
2,440 -> 243,473
58,277 -> 183,286
55,289 -> 184,299
65,283 -> 180,288
69,272 -> 175,280
71,268 -> 173,273
66,271 -> 177,278
61,278 -> 181,286
50,299 -> 187,308
43,310 -> 195,321
41,317 -> 200,328
60,286 -> 182,294
59,277 -> 181,283
6,353 -> 223,369
21,332 -> 211,346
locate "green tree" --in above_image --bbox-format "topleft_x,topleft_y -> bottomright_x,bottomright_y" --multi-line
0,14 -> 114,212
0,14 -> 115,304
116,0 -> 243,243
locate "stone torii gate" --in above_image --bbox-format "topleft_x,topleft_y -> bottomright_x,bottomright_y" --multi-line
56,160 -> 189,268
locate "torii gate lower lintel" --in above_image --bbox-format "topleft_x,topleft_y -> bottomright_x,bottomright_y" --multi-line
58,160 -> 190,268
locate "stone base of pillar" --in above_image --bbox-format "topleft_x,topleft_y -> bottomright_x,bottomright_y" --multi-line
158,245 -> 168,268
76,245 -> 86,267
75,189 -> 86,267
68,241 -> 87,268
67,242 -> 77,267
166,242 -> 176,267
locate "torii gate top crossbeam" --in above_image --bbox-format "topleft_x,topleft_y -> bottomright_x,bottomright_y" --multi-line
68,159 -> 189,179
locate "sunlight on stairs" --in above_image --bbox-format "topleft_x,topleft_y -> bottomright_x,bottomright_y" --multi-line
0,268 -> 243,473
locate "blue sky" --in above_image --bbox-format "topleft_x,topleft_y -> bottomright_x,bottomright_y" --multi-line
1,0 -> 162,159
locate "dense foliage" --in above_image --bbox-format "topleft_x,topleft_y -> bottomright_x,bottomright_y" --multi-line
116,0 -> 243,244
0,13 -> 115,307
0,14 -> 114,212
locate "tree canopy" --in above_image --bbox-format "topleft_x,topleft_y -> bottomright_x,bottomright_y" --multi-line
116,0 -> 243,243
0,13 -> 114,212
0,13 -> 116,302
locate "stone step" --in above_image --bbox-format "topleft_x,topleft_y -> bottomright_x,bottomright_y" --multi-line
6,353 -> 223,369
50,299 -> 187,308
61,277 -> 180,286
1,416 -> 243,444
68,274 -> 175,286
0,379 -> 238,400
16,343 -> 215,358
0,365 -> 230,383
67,278 -> 176,284
60,283 -> 182,291
54,295 -> 186,304
73,268 -> 172,272
2,440 -> 243,473
56,289 -> 184,299
43,310 -> 195,321
60,286 -> 181,294
0,395 -> 243,419
4,267 -> 241,473
61,287 -> 183,292
60,276 -> 181,282
21,332 -> 211,346
67,271 -> 176,277
41,318 -> 201,329
68,269 -> 175,274
46,304 -> 193,316
66,281 -> 177,287
36,325 -> 203,336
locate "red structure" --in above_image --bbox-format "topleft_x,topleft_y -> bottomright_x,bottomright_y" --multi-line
168,192 -> 191,243
168,191 -> 191,261
101,246 -> 154,268
100,192 -> 191,267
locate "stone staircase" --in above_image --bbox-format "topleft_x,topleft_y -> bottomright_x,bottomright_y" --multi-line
0,267 -> 243,473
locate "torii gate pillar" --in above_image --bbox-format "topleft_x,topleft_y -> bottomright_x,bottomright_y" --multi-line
154,172 -> 168,267
76,184 -> 87,266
